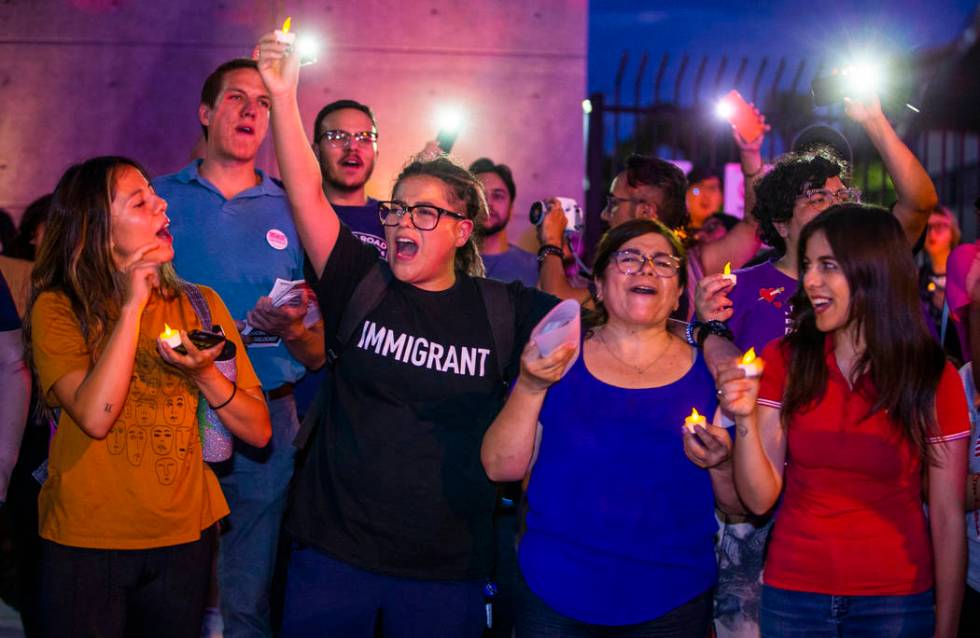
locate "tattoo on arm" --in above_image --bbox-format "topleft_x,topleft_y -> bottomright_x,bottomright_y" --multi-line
737,424 -> 749,437
104,403 -> 113,413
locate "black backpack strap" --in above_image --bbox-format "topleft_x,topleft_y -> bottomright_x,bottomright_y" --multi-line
474,278 -> 515,382
294,261 -> 393,451
181,282 -> 213,329
325,261 -> 394,366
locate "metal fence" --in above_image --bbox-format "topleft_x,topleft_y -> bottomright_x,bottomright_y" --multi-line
583,50 -> 980,251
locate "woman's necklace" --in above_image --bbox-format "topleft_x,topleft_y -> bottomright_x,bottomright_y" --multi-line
597,328 -> 674,375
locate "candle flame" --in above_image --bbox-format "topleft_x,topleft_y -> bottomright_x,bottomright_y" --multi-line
281,16 -> 292,33
741,347 -> 756,364
690,407 -> 700,420
723,262 -> 732,275
161,323 -> 176,338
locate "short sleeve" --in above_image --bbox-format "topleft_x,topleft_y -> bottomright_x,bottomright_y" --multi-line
930,362 -> 971,444
312,224 -> 383,339
201,287 -> 261,393
945,243 -> 976,314
30,292 -> 92,404
506,282 -> 560,380
0,272 -> 17,331
757,337 -> 787,409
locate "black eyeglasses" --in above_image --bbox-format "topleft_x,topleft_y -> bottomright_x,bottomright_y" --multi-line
799,187 -> 861,209
316,130 -> 378,149
611,249 -> 681,277
378,201 -> 467,231
605,194 -> 647,210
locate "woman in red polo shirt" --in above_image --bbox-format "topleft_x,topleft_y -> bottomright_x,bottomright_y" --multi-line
719,204 -> 968,637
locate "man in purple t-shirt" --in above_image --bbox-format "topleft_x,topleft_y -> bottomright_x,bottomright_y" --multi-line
312,99 -> 386,256
696,95 -> 938,638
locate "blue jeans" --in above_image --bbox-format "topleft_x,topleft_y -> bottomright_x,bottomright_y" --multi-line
280,546 -> 486,638
216,394 -> 299,638
760,585 -> 935,637
514,567 -> 713,637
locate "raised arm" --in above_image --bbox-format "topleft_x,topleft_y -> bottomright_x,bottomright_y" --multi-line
536,202 -> 593,304
481,341 -> 576,481
846,96 -> 937,245
717,359 -> 786,515
256,34 -> 340,278
698,121 -> 766,275
44,248 -> 159,439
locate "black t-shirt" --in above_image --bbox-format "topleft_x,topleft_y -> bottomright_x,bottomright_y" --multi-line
287,225 -> 556,579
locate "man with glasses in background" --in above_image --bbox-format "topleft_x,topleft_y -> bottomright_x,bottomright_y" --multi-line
312,99 -> 386,256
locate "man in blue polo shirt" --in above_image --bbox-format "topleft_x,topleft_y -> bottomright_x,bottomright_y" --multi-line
154,58 -> 325,638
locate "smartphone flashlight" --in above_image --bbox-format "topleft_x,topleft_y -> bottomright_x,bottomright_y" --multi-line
435,106 -> 465,153
296,34 -> 320,66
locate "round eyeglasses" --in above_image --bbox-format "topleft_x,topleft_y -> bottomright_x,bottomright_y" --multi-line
611,249 -> 681,277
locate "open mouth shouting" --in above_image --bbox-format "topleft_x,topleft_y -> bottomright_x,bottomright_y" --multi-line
629,283 -> 658,295
235,124 -> 255,136
394,236 -> 419,260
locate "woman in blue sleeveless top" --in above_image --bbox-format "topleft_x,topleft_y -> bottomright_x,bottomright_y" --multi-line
483,219 -> 743,637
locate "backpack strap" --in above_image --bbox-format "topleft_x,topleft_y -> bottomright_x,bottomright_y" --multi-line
294,261 -> 393,451
474,278 -> 515,382
326,261 -> 394,366
181,282 -> 213,330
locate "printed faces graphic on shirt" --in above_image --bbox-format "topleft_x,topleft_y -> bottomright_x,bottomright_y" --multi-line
355,320 -> 492,377
163,395 -> 188,426
151,426 -> 174,455
127,427 -> 147,466
107,425 -> 125,455
155,457 -> 178,486
175,427 -> 192,460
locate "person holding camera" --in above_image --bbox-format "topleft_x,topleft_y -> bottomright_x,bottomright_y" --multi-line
483,217 -> 742,636
255,34 -> 561,637
27,156 -> 271,637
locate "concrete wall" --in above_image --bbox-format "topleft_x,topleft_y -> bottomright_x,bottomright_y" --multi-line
0,0 -> 587,248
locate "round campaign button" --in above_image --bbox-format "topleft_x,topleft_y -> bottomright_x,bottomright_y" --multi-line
266,229 -> 288,250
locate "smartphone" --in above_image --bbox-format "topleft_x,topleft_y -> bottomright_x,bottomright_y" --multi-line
721,90 -> 764,143
174,328 -> 226,355
811,75 -> 848,107
436,128 -> 459,153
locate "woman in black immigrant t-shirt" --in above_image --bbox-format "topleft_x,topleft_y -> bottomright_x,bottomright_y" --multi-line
255,33 -> 562,637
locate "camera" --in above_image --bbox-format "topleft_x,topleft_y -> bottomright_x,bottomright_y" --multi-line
529,197 -> 584,232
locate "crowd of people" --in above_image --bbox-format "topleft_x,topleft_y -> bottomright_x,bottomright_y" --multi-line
0,28 -> 977,638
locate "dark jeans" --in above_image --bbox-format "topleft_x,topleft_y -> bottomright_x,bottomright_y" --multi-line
37,525 -> 216,638
960,584 -> 980,637
760,585 -> 935,637
514,568 -> 713,637
280,545 -> 485,638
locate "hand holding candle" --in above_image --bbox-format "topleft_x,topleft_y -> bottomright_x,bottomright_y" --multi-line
274,16 -> 296,45
683,408 -> 707,434
721,262 -> 737,286
159,323 -> 182,349
737,347 -> 764,378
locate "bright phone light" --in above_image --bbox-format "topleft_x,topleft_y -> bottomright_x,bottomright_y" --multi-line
581,99 -> 593,114
296,34 -> 321,66
715,98 -> 734,120
844,59 -> 882,95
435,106 -> 465,133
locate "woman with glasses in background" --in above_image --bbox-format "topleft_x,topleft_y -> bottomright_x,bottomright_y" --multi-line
255,35 -> 562,638
483,218 -> 742,637
719,204 -> 967,637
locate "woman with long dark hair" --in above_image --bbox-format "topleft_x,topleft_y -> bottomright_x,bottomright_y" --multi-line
720,204 -> 968,637
27,156 -> 270,637
483,218 -> 742,636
